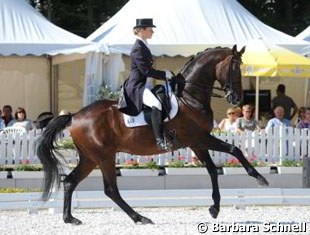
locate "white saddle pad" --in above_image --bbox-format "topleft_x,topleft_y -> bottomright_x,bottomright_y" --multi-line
123,94 -> 178,128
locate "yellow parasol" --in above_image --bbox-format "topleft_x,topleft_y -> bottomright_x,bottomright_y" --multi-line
240,39 -> 310,119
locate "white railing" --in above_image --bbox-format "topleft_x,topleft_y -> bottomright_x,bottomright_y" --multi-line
1,188 -> 310,212
0,126 -> 309,166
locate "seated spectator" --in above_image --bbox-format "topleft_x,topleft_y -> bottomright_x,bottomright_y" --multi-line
11,107 -> 33,131
236,104 -> 260,133
295,106 -> 306,127
218,107 -> 238,132
297,107 -> 310,129
265,106 -> 291,131
1,105 -> 14,127
234,106 -> 242,118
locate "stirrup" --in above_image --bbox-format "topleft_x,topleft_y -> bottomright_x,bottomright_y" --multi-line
156,138 -> 172,151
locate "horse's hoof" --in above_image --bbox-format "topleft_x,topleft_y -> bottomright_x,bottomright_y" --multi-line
136,216 -> 154,225
64,217 -> 82,225
257,175 -> 269,187
209,206 -> 219,219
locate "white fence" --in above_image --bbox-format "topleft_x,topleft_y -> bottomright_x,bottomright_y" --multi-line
1,188 -> 310,213
0,126 -> 309,166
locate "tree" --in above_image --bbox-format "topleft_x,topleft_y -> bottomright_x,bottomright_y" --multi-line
30,0 -> 309,37
237,0 -> 310,36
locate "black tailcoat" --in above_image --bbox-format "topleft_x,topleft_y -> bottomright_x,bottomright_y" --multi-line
120,39 -> 166,116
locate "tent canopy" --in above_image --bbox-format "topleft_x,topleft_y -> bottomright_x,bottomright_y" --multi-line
88,0 -> 310,56
296,26 -> 310,42
241,39 -> 310,78
0,0 -> 95,56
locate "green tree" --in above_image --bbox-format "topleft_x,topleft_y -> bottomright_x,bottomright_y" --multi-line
237,0 -> 310,36
30,0 -> 309,37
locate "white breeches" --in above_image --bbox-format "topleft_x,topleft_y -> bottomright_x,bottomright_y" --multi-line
143,88 -> 162,110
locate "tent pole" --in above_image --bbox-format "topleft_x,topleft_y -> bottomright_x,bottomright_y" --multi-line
255,76 -> 260,120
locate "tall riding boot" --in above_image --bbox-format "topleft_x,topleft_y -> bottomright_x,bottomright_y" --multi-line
151,107 -> 172,151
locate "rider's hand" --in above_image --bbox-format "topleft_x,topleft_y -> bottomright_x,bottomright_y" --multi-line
165,70 -> 173,80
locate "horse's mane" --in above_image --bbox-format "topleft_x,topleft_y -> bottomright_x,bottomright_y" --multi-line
180,47 -> 232,74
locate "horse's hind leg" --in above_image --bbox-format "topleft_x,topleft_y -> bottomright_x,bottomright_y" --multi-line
192,149 -> 220,219
63,157 -> 97,225
99,156 -> 153,224
203,134 -> 269,187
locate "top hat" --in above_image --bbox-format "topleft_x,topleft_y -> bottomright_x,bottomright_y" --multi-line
134,18 -> 156,29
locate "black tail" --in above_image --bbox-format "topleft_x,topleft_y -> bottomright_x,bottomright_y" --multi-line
37,114 -> 72,200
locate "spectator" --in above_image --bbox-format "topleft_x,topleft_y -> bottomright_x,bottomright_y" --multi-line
1,105 -> 14,127
297,107 -> 310,129
265,106 -> 291,131
236,104 -> 260,133
11,107 -> 33,131
271,84 -> 298,120
234,106 -> 242,118
295,106 -> 306,127
218,107 -> 238,132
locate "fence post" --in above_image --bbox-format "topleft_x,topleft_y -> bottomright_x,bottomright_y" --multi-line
303,156 -> 310,188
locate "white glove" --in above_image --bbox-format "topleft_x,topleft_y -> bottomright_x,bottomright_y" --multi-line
165,70 -> 173,79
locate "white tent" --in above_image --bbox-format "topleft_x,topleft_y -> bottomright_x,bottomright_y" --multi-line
88,0 -> 309,56
84,0 -> 310,110
0,0 -> 95,56
296,26 -> 310,42
296,26 -> 310,57
0,0 -> 96,119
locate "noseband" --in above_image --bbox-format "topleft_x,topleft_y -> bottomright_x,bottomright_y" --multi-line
222,57 -> 242,100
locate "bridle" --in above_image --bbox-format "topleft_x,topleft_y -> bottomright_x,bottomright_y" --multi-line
175,55 -> 242,103
222,56 -> 243,100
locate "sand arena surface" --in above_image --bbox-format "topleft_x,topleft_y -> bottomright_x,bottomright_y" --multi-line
0,206 -> 309,235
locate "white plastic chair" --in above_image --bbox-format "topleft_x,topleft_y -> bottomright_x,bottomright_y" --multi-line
1,126 -> 27,137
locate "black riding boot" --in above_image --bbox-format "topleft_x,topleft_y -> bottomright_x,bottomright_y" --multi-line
151,107 -> 172,151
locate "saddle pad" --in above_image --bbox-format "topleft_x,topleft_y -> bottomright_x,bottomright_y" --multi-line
123,94 -> 178,128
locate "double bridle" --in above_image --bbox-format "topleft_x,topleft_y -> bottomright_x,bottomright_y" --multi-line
176,56 -> 242,104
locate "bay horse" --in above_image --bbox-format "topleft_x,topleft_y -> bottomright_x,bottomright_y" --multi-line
37,45 -> 269,225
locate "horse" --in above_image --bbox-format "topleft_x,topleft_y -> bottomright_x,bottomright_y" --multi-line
37,45 -> 269,225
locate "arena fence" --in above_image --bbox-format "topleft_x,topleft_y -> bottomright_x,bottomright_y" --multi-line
0,126 -> 309,166
0,188 -> 310,213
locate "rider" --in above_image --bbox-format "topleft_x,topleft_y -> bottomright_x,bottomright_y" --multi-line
119,18 -> 172,151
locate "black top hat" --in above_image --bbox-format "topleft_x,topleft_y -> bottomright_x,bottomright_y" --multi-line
134,18 -> 156,29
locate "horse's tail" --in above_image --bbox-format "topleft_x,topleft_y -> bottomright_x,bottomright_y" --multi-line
37,114 -> 72,200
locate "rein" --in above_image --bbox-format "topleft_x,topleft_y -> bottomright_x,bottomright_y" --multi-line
173,56 -> 241,111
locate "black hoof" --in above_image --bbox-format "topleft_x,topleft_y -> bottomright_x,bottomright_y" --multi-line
136,216 -> 154,224
209,206 -> 219,219
64,217 -> 82,225
257,175 -> 269,187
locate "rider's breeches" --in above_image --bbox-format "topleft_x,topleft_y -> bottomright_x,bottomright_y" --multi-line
143,88 -> 162,110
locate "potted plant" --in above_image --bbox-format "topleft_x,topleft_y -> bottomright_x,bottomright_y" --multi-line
248,156 -> 270,174
12,164 -> 44,178
222,158 -> 246,175
165,156 -> 207,175
223,156 -> 270,175
119,158 -> 159,176
277,159 -> 303,174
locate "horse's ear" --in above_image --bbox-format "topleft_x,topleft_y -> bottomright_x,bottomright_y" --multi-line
232,45 -> 237,52
239,46 -> 246,55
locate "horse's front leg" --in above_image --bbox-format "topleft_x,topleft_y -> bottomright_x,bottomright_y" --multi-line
192,148 -> 220,219
201,133 -> 269,187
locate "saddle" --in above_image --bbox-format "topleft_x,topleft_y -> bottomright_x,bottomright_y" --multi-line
122,84 -> 178,128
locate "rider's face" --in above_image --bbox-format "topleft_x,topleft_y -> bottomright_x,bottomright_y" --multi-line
141,27 -> 154,39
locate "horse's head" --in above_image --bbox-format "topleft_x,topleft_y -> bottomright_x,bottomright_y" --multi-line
215,45 -> 245,105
